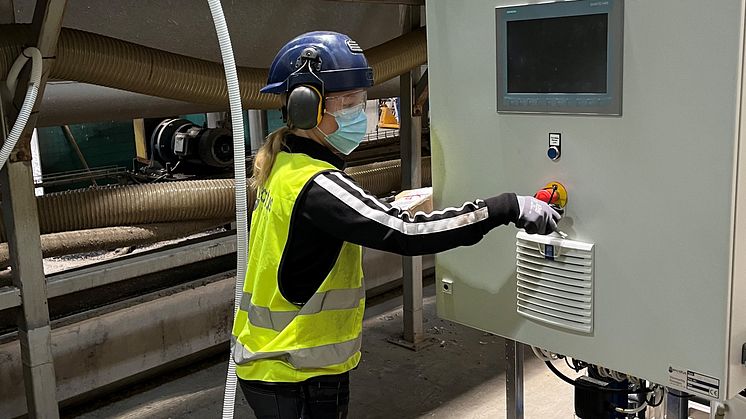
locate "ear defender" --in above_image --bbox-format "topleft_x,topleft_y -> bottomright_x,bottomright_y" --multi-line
286,85 -> 324,130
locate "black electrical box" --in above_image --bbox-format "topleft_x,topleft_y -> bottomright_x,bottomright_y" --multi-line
574,375 -> 627,419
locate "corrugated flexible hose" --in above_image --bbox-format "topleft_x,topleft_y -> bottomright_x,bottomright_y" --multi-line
0,158 -> 430,242
0,24 -> 426,108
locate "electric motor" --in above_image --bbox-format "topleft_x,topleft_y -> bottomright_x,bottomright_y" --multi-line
150,118 -> 233,168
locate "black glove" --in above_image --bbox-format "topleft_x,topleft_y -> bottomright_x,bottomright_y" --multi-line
515,195 -> 561,235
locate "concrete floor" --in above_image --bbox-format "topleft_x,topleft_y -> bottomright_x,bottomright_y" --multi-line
67,285 -> 579,419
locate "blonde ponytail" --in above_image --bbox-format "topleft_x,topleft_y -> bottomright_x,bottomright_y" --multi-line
250,126 -> 290,189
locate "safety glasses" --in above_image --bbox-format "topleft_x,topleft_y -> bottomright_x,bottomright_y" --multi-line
325,90 -> 367,115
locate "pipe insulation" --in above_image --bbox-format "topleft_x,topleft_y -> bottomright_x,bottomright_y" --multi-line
0,157 -> 430,242
0,219 -> 231,267
0,25 -> 427,109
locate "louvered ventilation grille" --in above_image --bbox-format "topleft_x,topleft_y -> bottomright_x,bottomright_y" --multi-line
515,231 -> 594,333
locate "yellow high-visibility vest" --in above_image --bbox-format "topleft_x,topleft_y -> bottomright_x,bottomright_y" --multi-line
232,150 -> 364,382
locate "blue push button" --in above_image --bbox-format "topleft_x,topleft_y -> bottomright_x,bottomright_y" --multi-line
547,146 -> 560,161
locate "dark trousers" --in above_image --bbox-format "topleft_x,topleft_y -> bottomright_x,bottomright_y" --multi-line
239,372 -> 350,419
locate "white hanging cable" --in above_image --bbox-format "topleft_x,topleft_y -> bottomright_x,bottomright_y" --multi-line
614,401 -> 648,415
2,47 -> 42,171
205,2 -> 247,418
530,346 -> 560,361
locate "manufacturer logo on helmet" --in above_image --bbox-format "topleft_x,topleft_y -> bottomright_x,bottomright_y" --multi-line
346,39 -> 363,53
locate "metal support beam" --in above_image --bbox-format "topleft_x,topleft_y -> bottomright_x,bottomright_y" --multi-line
413,69 -> 428,117
665,389 -> 689,419
0,1 -> 67,417
505,339 -> 524,419
399,4 -> 424,347
0,161 -> 59,418
61,125 -> 97,186
248,109 -> 267,154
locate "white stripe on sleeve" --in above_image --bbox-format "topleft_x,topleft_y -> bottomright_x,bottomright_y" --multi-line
314,175 -> 489,236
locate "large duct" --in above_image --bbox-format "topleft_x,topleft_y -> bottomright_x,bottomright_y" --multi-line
0,25 -> 426,109
0,157 -> 431,241
0,157 -> 431,265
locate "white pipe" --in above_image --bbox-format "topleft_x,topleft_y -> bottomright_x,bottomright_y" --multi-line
205,2 -> 247,418
1,47 -> 42,172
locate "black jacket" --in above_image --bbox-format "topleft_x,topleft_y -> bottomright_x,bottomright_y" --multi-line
277,135 -> 519,305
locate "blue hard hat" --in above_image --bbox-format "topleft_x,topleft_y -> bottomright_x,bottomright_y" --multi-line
261,31 -> 374,94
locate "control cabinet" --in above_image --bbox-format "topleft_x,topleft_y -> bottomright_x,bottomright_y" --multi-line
428,0 -> 746,399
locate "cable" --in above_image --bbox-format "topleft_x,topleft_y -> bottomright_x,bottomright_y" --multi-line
530,346 -> 560,361
645,385 -> 665,407
565,357 -> 580,372
614,401 -> 648,415
544,361 -> 654,395
2,47 -> 42,172
531,346 -> 555,361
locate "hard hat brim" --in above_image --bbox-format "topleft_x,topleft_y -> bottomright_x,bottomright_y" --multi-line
260,81 -> 286,94
261,68 -> 373,95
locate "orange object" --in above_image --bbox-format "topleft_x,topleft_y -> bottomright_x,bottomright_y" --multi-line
378,104 -> 400,129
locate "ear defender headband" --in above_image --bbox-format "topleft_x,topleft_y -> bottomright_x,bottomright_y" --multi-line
285,48 -> 325,130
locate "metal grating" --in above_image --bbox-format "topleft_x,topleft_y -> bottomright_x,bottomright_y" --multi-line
515,231 -> 595,333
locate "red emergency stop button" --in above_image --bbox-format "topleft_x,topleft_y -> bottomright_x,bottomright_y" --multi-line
534,181 -> 568,209
535,189 -> 559,205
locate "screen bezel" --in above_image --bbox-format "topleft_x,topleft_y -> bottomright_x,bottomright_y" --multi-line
496,0 -> 624,116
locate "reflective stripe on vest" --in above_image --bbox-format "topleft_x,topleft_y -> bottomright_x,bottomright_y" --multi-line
232,334 -> 362,369
239,287 -> 365,332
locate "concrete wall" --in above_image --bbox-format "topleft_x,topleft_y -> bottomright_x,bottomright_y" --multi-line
0,251 -> 433,417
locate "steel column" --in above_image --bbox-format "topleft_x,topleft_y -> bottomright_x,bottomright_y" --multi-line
665,389 -> 689,419
0,163 -> 58,418
505,339 -> 525,419
248,109 -> 267,153
399,4 -> 423,346
0,1 -> 67,417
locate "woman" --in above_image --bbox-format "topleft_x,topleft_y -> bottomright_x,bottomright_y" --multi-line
232,31 -> 560,419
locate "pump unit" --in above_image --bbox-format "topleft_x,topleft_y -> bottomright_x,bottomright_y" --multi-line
428,0 -> 746,401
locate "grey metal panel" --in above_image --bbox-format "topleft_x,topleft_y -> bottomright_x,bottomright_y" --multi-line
0,286 -> 21,309
429,0 -> 744,398
729,10 -> 746,397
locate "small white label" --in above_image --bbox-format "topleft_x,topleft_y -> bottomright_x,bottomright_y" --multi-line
174,137 -> 186,153
668,366 -> 720,398
549,133 -> 561,147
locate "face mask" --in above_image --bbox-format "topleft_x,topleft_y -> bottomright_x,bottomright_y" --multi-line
316,108 -> 368,155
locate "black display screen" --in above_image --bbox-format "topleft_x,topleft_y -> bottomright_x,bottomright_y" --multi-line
507,14 -> 608,93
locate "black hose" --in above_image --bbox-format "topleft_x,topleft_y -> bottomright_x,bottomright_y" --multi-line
544,361 -> 654,395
